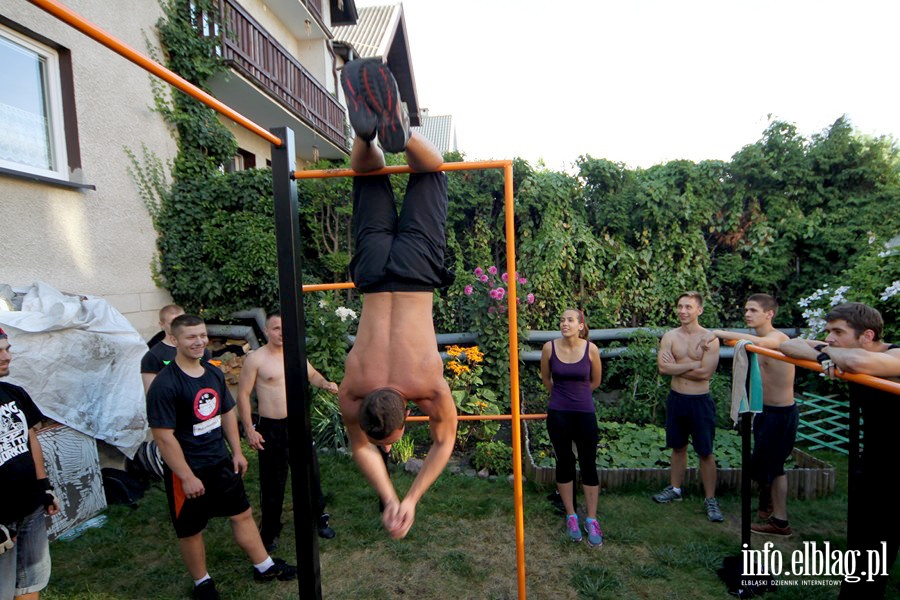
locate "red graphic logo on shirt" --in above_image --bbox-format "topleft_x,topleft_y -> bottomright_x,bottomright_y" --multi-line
193,388 -> 220,420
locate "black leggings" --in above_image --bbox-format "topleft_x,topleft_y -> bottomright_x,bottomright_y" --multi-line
547,409 -> 599,486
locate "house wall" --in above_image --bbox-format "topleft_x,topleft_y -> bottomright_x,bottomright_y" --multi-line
1,1 -> 178,339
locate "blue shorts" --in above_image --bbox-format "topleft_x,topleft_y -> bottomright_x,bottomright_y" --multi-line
0,506 -> 51,599
664,390 -> 716,457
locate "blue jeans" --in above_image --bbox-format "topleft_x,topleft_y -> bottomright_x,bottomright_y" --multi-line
0,506 -> 51,599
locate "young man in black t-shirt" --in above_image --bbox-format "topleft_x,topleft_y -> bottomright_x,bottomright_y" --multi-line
147,315 -> 295,600
0,327 -> 60,600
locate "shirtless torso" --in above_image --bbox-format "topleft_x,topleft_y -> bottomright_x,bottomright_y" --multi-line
659,326 -> 719,394
339,291 -> 457,540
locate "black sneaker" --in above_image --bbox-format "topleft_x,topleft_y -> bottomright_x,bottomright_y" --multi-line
318,513 -> 336,539
253,558 -> 297,582
340,59 -> 377,142
359,58 -> 410,153
193,579 -> 220,600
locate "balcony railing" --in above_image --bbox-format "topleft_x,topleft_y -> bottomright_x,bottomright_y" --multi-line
204,0 -> 347,151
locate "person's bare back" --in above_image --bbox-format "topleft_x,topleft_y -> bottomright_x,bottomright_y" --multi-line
342,292 -> 447,406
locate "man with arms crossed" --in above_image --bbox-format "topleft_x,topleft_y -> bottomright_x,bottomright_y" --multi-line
147,315 -> 295,600
781,302 -> 900,599
0,327 -> 60,600
237,312 -> 338,551
338,57 -> 457,540
653,291 -> 723,522
698,294 -> 797,535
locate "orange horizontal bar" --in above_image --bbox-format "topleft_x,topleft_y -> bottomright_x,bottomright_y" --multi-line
301,282 -> 355,292
293,160 -> 513,180
406,414 -> 546,422
27,0 -> 282,148
726,340 -> 900,395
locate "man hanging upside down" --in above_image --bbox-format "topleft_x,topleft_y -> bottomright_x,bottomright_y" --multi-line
338,57 -> 458,539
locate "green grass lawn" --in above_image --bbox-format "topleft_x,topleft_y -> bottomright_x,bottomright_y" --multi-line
41,448 -> 899,599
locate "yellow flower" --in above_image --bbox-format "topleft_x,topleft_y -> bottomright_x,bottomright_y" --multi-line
464,346 -> 484,363
446,345 -> 463,358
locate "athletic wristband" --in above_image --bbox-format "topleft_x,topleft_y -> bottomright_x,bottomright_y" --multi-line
814,344 -> 828,352
816,352 -> 831,364
38,478 -> 52,492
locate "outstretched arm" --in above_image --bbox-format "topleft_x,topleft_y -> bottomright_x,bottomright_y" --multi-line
699,329 -> 785,352
779,338 -> 823,361
307,360 -> 339,394
340,389 -> 400,508
389,383 -> 458,539
822,347 -> 900,377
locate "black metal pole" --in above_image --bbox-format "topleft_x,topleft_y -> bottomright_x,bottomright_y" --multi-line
741,409 -> 752,549
270,127 -> 322,599
847,391 -> 860,550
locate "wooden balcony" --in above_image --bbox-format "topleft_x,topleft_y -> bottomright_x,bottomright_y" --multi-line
204,0 -> 347,151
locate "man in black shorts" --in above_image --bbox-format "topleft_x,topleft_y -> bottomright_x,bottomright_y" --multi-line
781,303 -> 900,598
698,294 -> 797,535
337,58 -> 457,539
654,292 -> 723,522
147,315 -> 295,599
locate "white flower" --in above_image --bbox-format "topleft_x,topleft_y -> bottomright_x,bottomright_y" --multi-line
335,307 -> 358,322
881,281 -> 900,302
318,299 -> 328,309
868,235 -> 877,245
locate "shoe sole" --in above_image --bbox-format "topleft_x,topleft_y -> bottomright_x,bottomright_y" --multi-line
360,60 -> 409,153
653,496 -> 682,503
340,61 -> 377,142
751,528 -> 792,537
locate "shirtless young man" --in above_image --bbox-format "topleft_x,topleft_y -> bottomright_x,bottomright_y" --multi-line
653,291 -> 723,522
698,294 -> 797,535
781,302 -> 900,599
236,313 -> 339,551
338,57 -> 458,540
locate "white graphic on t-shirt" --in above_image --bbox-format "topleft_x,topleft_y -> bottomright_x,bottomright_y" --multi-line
0,402 -> 29,466
193,388 -> 220,420
193,415 -> 222,437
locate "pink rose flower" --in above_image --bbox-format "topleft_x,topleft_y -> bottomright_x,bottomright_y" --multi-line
479,274 -> 489,283
501,272 -> 509,283
495,287 -> 506,300
474,267 -> 483,277
527,293 -> 535,304
464,285 -> 473,296
518,277 -> 527,285
488,266 -> 498,275
488,306 -> 496,314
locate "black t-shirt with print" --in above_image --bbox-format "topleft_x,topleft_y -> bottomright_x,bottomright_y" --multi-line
146,362 -> 235,471
0,382 -> 45,525
141,342 -> 211,374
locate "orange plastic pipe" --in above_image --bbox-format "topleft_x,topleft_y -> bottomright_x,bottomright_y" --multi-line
726,341 -> 900,395
301,282 -> 355,292
294,160 -> 512,179
27,0 -> 283,147
503,162 -> 527,600
406,414 -> 547,422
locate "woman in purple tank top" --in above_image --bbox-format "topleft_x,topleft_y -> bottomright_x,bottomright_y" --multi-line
540,309 -> 604,547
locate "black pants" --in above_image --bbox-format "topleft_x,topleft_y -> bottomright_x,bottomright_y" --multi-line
547,409 -> 599,487
350,173 -> 454,293
256,417 -> 325,547
840,398 -> 900,599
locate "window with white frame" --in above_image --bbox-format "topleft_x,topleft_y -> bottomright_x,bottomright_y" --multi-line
0,23 -> 70,180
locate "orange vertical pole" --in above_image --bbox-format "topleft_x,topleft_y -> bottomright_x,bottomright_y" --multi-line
503,162 -> 527,600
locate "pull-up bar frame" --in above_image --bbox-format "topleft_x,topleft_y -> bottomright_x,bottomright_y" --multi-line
27,3 -> 899,599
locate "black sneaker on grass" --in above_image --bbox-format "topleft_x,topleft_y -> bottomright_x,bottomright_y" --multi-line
318,512 -> 336,539
253,558 -> 298,582
193,579 -> 220,600
359,58 -> 410,153
341,59 -> 377,142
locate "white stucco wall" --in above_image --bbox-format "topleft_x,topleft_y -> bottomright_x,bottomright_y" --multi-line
1,1 -> 178,339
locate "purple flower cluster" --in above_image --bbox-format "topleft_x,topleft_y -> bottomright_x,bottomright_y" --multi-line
465,266 -> 536,309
